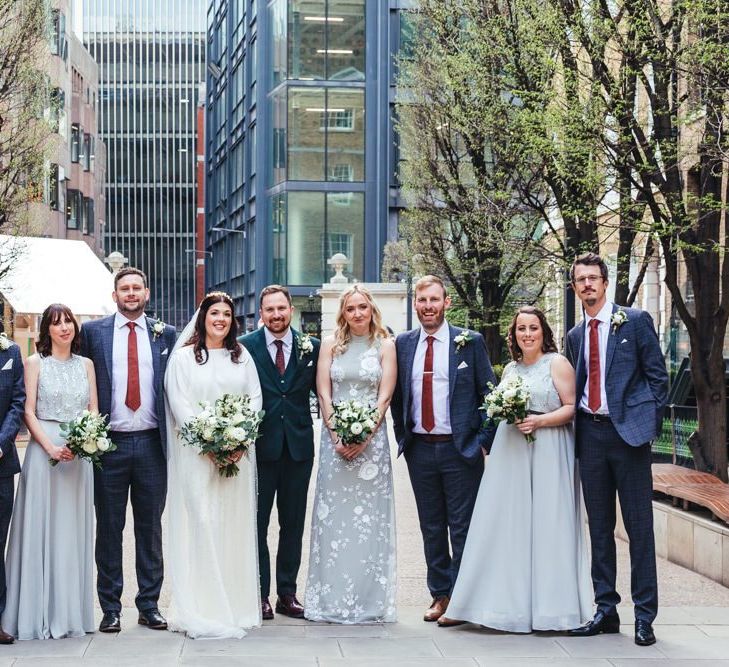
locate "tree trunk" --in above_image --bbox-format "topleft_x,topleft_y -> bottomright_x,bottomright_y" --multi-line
691,355 -> 728,481
482,321 -> 503,365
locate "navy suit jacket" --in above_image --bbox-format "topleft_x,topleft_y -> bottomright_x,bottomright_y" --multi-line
80,315 -> 177,454
0,343 -> 25,477
239,327 -> 320,462
391,324 -> 496,463
565,304 -> 668,446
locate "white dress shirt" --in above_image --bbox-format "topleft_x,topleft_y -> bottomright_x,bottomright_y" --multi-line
265,327 -> 293,368
110,312 -> 157,431
411,320 -> 452,434
580,300 -> 612,415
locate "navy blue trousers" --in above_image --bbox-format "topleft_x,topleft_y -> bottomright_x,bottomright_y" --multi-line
0,476 -> 13,617
94,429 -> 167,614
577,413 -> 658,623
404,437 -> 483,598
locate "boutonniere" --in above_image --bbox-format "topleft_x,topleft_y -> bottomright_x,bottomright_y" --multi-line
610,309 -> 628,334
0,332 -> 12,351
454,330 -> 473,352
151,318 -> 166,341
296,332 -> 314,360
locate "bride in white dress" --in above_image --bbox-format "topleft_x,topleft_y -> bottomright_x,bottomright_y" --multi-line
441,306 -> 592,632
164,292 -> 262,639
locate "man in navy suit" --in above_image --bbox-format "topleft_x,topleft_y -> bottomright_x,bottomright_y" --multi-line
566,253 -> 668,646
391,275 -> 496,624
80,268 -> 176,633
0,334 -> 25,644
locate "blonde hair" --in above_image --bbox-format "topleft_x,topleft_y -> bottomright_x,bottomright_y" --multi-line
333,284 -> 389,355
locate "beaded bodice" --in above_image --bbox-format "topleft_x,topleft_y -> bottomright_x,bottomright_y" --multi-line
36,354 -> 89,422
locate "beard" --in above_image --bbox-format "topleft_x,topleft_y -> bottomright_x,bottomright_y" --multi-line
265,317 -> 290,333
117,298 -> 147,318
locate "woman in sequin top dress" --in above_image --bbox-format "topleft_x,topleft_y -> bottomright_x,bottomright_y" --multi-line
304,285 -> 398,624
2,304 -> 98,640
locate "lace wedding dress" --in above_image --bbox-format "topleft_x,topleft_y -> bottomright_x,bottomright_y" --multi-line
164,344 -> 262,638
304,335 -> 397,623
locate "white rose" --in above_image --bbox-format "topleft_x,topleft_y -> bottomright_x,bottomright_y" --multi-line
350,422 -> 363,435
96,437 -> 111,452
202,427 -> 214,441
363,418 -> 375,430
82,439 -> 97,454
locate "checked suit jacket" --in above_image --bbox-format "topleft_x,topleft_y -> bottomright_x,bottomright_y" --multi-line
565,304 -> 668,447
0,343 -> 25,477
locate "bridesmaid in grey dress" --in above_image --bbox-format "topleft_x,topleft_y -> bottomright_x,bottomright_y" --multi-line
304,285 -> 398,624
441,306 -> 592,632
2,304 -> 97,640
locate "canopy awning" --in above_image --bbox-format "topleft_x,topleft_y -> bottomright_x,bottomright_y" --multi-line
0,235 -> 115,317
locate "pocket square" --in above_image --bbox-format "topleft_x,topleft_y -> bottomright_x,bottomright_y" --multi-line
307,360 -> 313,367
161,348 -> 169,356
621,338 -> 628,344
457,361 -> 468,370
1,359 -> 12,371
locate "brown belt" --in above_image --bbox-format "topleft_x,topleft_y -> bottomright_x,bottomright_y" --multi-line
416,433 -> 453,443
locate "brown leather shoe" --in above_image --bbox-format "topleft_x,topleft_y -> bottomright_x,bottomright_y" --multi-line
275,594 -> 305,619
437,615 -> 466,627
0,627 -> 13,644
423,595 -> 449,622
261,597 -> 274,620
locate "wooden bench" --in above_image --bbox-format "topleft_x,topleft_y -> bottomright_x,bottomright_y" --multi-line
651,463 -> 729,525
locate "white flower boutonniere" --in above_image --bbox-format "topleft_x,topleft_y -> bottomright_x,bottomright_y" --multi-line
454,330 -> 473,352
296,332 -> 314,360
611,309 -> 628,334
151,318 -> 166,341
0,332 -> 12,351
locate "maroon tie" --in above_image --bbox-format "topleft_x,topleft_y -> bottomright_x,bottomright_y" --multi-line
274,339 -> 286,376
588,319 -> 601,413
126,322 -> 141,411
422,335 -> 435,432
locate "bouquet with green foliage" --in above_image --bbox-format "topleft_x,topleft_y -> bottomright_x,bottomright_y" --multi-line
180,393 -> 264,477
480,374 -> 534,443
329,399 -> 380,446
55,410 -> 116,468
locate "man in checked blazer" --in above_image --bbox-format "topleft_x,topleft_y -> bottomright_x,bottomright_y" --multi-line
0,334 -> 25,644
565,253 -> 668,647
80,267 -> 176,634
391,275 -> 496,624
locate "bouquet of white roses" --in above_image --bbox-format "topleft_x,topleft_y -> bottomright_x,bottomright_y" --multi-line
180,393 -> 264,477
329,399 -> 380,446
480,375 -> 535,443
54,410 -> 116,468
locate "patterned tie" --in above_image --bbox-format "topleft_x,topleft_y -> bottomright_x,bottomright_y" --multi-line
588,319 -> 601,413
274,339 -> 286,376
422,335 -> 435,432
126,322 -> 141,411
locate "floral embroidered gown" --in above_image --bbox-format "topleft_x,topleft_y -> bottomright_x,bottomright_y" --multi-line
304,335 -> 397,624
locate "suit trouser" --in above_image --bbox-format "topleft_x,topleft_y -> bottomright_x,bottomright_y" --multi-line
404,436 -> 484,598
256,446 -> 313,598
577,413 -> 658,623
94,429 -> 167,614
0,476 -> 13,617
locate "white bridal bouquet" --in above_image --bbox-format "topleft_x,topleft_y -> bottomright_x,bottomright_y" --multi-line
329,399 -> 380,446
480,375 -> 534,443
180,393 -> 264,477
54,410 -> 116,468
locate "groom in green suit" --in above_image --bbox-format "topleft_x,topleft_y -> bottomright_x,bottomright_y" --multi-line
239,285 -> 320,620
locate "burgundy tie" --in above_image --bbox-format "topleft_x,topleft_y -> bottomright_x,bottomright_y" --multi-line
274,339 -> 286,376
126,322 -> 141,411
422,335 -> 435,432
588,319 -> 601,413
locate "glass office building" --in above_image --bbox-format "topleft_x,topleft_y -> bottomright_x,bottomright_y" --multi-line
206,1 -> 407,328
80,0 -> 206,328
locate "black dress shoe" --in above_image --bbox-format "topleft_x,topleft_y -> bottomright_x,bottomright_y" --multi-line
138,608 -> 168,630
0,627 -> 14,644
635,620 -> 656,646
99,611 -> 121,633
275,594 -> 305,619
261,597 -> 274,620
568,610 -> 621,636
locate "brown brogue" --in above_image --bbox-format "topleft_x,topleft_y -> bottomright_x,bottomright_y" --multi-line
261,597 -> 274,620
423,595 -> 449,622
437,615 -> 466,627
275,594 -> 305,619
0,627 -> 14,644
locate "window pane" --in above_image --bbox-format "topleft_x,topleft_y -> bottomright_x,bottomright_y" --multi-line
328,0 -> 365,81
287,192 -> 325,284
289,0 -> 326,80
288,87 -> 325,181
326,88 -> 364,182
270,88 -> 287,185
269,0 -> 287,88
327,192 -> 363,281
